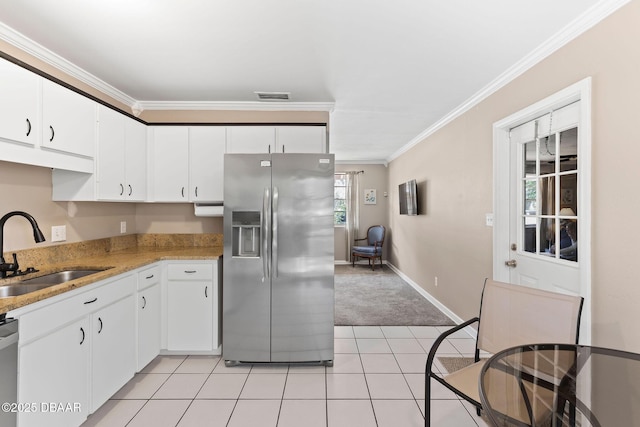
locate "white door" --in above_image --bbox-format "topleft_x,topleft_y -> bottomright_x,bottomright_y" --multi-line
494,78 -> 592,344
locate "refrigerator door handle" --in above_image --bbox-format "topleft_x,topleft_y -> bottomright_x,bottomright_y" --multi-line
272,186 -> 279,278
262,186 -> 271,282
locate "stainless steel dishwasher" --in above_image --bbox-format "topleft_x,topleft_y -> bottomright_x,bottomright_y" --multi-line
0,316 -> 18,427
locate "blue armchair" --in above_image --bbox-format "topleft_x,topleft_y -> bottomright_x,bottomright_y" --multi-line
352,225 -> 385,270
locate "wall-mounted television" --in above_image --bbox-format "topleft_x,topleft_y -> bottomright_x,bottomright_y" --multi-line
399,179 -> 418,215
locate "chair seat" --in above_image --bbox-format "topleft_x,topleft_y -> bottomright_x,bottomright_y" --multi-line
444,359 -> 554,425
352,246 -> 381,255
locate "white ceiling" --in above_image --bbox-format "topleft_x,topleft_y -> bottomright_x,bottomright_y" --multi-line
0,0 -> 620,163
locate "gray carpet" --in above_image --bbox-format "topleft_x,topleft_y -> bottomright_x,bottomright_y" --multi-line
334,264 -> 455,326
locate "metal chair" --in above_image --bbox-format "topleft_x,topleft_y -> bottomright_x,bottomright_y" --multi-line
424,279 -> 584,427
351,225 -> 385,270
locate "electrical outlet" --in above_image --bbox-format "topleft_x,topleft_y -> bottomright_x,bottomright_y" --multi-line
435,276 -> 438,287
120,221 -> 127,234
485,213 -> 494,227
51,225 -> 66,242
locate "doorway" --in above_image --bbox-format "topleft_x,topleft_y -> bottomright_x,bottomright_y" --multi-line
493,78 -> 592,344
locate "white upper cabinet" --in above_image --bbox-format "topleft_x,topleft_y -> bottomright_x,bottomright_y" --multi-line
149,126 -> 190,202
226,126 -> 276,153
96,105 -> 146,201
124,119 -> 147,201
149,126 -> 226,202
0,58 -> 39,146
189,127 -> 226,202
227,125 -> 327,153
276,126 -> 327,153
42,79 -> 96,158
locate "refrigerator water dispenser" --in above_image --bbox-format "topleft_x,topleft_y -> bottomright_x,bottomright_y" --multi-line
231,211 -> 260,257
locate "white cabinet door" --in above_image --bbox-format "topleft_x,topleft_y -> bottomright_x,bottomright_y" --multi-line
166,281 -> 213,351
42,79 -> 96,158
150,126 -> 189,201
226,126 -> 275,153
137,283 -> 161,370
18,317 -> 90,427
91,293 -> 136,412
0,58 -> 39,146
124,118 -> 147,201
276,126 -> 327,153
189,127 -> 226,202
96,105 -> 126,200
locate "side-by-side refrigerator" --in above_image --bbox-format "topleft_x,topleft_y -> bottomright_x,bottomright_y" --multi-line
223,153 -> 334,365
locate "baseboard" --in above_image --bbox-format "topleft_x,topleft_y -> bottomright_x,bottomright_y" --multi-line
385,262 -> 477,340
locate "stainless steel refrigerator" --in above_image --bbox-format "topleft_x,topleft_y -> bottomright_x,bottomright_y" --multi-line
223,153 -> 334,365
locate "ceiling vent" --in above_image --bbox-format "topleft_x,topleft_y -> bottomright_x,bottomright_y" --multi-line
255,91 -> 291,101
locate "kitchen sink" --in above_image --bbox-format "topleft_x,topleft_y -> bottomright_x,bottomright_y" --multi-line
0,283 -> 54,298
19,269 -> 107,286
0,269 -> 109,298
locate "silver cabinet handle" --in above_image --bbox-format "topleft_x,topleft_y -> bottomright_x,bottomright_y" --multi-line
205,286 -> 208,298
98,317 -> 103,334
26,118 -> 31,136
195,186 -> 198,198
49,125 -> 55,142
80,327 -> 85,345
145,274 -> 154,280
120,183 -> 124,196
142,296 -> 147,309
128,185 -> 133,196
184,270 -> 196,274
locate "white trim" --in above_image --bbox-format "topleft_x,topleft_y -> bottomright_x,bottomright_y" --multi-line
386,264 -> 462,324
0,22 -> 139,109
492,77 -> 592,344
386,0 -> 629,163
335,159 -> 388,166
136,100 -> 335,112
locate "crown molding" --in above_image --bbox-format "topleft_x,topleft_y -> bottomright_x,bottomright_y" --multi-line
136,100 -> 335,112
0,22 -> 139,109
387,0 -> 631,163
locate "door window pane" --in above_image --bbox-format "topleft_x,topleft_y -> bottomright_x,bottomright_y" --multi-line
517,124 -> 579,263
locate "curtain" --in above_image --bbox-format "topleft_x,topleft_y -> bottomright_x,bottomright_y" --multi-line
345,171 -> 360,262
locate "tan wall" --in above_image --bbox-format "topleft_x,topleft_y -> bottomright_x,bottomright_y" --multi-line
334,164 -> 389,261
0,161 -> 136,254
388,1 -> 640,352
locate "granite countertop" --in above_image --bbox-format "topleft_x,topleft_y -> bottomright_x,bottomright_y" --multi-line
0,234 -> 223,314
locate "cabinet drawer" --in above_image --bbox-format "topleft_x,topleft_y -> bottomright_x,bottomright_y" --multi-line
167,263 -> 213,281
19,274 -> 136,344
138,265 -> 160,290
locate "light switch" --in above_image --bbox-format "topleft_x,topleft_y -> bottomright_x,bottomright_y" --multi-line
51,225 -> 66,242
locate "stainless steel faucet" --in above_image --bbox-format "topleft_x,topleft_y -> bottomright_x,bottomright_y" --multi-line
0,211 -> 46,279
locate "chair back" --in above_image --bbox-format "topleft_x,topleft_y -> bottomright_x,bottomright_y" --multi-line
366,225 -> 385,246
477,279 -> 583,355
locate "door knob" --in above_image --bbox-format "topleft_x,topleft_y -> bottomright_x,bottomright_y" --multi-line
505,259 -> 517,267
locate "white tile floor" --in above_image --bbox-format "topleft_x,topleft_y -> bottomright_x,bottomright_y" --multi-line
82,326 -> 491,427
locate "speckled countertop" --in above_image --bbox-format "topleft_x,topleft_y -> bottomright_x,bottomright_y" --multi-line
0,233 -> 223,314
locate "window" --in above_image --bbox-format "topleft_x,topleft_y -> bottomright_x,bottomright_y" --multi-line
334,173 -> 346,225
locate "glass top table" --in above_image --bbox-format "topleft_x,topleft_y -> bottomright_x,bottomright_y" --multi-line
479,343 -> 640,427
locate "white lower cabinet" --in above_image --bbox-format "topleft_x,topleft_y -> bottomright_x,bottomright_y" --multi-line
165,261 -> 219,352
12,258 -> 220,427
18,317 -> 90,427
16,274 -> 136,427
137,266 -> 161,370
90,293 -> 136,412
